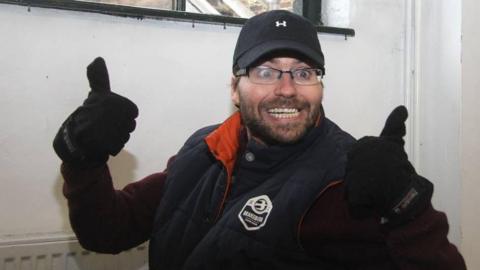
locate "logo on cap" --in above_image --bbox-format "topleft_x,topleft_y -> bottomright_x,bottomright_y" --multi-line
238,195 -> 273,231
275,20 -> 287,27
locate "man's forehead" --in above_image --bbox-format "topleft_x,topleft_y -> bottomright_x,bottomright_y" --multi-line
258,57 -> 311,66
252,50 -> 316,67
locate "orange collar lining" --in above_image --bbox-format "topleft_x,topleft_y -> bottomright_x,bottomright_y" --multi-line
204,112 -> 242,179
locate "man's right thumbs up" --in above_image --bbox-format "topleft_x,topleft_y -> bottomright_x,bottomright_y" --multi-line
53,57 -> 138,169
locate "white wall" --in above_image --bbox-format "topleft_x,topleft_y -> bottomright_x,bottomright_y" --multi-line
414,1 -> 480,267
0,0 -> 466,256
415,0 -> 463,247
461,0 -> 480,268
0,3 -> 237,240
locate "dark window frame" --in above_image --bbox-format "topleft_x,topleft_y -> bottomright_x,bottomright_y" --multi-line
0,0 -> 355,37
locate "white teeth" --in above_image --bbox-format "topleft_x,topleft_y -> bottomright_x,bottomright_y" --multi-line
267,108 -> 300,118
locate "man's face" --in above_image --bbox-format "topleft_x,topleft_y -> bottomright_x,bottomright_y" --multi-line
231,57 -> 324,145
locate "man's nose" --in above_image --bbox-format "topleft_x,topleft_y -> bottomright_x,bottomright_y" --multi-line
274,73 -> 297,97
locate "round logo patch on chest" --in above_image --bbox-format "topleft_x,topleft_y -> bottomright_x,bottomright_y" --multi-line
238,195 -> 273,231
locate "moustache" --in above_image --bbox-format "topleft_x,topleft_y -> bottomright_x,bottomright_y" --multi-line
261,97 -> 309,110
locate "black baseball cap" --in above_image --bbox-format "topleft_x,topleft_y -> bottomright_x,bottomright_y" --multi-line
233,10 -> 325,74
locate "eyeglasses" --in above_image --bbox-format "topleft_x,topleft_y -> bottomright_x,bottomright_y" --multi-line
235,66 -> 323,85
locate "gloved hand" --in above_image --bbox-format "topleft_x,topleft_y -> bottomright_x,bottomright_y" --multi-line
53,57 -> 138,168
345,106 -> 433,227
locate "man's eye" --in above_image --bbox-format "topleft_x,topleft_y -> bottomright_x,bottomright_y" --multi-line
295,69 -> 312,80
257,68 -> 274,79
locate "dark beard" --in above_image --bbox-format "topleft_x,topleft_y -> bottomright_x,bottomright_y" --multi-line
239,97 -> 320,145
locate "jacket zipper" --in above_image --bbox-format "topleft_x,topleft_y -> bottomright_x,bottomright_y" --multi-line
213,166 -> 233,222
296,179 -> 344,250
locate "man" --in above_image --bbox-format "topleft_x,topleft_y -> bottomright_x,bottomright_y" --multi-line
53,10 -> 466,269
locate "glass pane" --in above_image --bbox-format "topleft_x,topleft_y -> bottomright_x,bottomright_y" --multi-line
75,1 -> 337,27
79,0 -> 173,10
191,0 -> 298,18
79,0 -> 300,18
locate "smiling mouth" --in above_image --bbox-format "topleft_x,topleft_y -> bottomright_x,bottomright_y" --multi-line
267,108 -> 300,119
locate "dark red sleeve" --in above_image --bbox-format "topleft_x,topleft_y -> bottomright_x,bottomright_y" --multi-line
61,158 -> 173,254
300,181 -> 466,269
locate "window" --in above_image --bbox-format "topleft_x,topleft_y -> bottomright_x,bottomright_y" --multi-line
1,0 -> 354,36
80,0 -> 173,11
79,1 -> 309,20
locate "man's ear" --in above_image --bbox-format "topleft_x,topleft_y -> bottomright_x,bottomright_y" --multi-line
231,76 -> 240,108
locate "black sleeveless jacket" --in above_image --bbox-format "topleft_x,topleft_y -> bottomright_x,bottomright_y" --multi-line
149,113 -> 355,269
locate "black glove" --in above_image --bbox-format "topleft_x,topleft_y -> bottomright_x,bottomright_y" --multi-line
345,106 -> 433,227
53,57 -> 138,168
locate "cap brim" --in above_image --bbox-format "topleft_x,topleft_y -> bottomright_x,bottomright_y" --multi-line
235,40 -> 324,70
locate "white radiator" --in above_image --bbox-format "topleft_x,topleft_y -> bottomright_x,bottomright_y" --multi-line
0,236 -> 148,270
